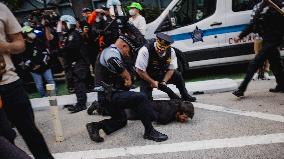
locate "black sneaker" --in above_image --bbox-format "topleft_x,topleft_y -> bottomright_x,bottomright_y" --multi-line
86,122 -> 104,142
269,86 -> 284,93
68,105 -> 87,113
182,95 -> 196,102
143,129 -> 168,142
232,89 -> 244,97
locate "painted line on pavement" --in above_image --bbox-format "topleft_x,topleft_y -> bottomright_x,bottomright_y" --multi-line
193,103 -> 284,123
53,133 -> 284,159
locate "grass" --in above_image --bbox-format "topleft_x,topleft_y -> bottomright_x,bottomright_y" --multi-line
27,82 -> 70,99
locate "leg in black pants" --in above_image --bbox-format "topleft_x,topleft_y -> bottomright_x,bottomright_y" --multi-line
140,80 -> 153,100
267,47 -> 284,90
236,41 -> 282,96
0,80 -> 54,159
101,91 -> 155,134
167,71 -> 196,101
86,91 -> 167,142
0,109 -> 16,144
68,63 -> 88,113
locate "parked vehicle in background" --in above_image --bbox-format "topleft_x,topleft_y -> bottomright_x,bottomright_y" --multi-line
145,0 -> 284,71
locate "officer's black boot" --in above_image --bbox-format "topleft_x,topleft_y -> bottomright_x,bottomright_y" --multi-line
182,95 -> 197,102
143,128 -> 168,142
172,71 -> 196,102
68,104 -> 87,113
177,86 -> 196,102
86,122 -> 104,142
269,85 -> 284,93
232,89 -> 245,97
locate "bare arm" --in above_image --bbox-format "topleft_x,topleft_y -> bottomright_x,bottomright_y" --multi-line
162,69 -> 174,83
0,33 -> 25,55
136,68 -> 158,88
120,69 -> 132,88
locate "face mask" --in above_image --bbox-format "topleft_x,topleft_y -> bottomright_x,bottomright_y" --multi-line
27,33 -> 36,39
95,17 -> 101,22
129,9 -> 136,16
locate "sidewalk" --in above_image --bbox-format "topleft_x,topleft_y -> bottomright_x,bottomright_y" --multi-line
30,78 -> 238,111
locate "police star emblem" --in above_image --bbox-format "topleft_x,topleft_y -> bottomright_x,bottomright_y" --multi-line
192,26 -> 204,43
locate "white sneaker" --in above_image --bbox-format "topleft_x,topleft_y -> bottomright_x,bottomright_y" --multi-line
263,72 -> 270,80
252,73 -> 259,80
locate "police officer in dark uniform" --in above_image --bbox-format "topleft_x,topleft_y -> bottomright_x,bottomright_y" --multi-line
233,0 -> 284,97
80,8 -> 99,90
86,35 -> 168,143
135,33 -> 196,102
59,15 -> 89,113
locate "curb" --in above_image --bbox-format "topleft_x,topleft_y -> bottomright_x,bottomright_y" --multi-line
30,78 -> 238,111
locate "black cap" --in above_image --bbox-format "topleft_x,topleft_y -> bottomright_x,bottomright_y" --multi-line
81,8 -> 92,13
156,32 -> 174,45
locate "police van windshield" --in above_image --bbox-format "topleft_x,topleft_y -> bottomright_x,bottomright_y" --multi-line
172,0 -> 217,28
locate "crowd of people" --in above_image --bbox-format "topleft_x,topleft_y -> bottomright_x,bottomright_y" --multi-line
0,0 -> 283,158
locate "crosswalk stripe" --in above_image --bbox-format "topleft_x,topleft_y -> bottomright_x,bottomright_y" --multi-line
53,133 -> 284,159
194,103 -> 284,122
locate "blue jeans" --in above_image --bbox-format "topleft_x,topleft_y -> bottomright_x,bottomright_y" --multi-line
31,69 -> 56,97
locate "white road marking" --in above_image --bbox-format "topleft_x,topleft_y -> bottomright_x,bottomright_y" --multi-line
193,103 -> 284,123
53,133 -> 284,159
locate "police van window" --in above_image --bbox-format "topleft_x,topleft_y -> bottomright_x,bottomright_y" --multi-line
232,0 -> 261,12
173,0 -> 217,28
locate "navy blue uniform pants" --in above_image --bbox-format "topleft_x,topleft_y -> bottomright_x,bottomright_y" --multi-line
71,62 -> 89,107
99,91 -> 155,134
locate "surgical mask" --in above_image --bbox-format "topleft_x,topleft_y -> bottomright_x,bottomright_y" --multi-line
27,32 -> 36,39
96,17 -> 101,22
129,9 -> 136,16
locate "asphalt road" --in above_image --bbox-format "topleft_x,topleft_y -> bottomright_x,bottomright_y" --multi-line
15,79 -> 284,159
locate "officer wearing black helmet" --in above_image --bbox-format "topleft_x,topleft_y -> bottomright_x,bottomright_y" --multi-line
58,15 -> 89,113
135,33 -> 196,102
86,35 -> 168,143
233,0 -> 284,97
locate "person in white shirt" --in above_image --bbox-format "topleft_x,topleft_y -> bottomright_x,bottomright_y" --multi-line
128,2 -> 147,36
135,33 -> 196,102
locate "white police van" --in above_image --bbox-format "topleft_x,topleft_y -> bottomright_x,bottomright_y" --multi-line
145,0 -> 284,70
